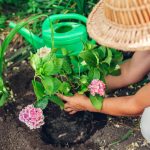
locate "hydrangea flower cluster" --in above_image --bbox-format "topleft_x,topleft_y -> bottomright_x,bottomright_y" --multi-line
88,79 -> 105,96
19,104 -> 45,130
37,46 -> 51,58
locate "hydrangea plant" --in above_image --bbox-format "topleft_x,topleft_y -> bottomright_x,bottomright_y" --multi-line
19,42 -> 123,129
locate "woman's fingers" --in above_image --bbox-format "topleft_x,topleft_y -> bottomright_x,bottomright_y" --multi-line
64,103 -> 73,112
64,108 -> 72,112
64,103 -> 77,113
64,103 -> 70,109
69,111 -> 77,115
57,93 -> 70,102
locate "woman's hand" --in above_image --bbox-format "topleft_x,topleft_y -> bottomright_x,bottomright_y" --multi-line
57,93 -> 93,115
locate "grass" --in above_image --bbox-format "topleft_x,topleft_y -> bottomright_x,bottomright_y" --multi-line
109,129 -> 134,146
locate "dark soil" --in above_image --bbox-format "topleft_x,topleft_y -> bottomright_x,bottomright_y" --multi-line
42,104 -> 107,146
0,61 -> 150,150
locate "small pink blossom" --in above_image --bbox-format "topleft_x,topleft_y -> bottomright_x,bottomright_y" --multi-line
37,46 -> 51,58
88,79 -> 105,96
19,104 -> 44,130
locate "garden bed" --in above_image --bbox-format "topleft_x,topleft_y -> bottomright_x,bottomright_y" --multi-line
1,1 -> 150,149
0,61 -> 150,150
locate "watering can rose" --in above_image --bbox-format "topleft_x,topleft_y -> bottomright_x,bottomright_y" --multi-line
88,79 -> 105,96
19,104 -> 45,129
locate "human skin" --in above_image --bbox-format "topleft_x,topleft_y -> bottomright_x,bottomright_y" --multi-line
106,51 -> 150,90
58,51 -> 150,116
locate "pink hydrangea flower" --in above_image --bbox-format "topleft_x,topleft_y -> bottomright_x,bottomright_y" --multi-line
19,104 -> 45,130
88,79 -> 105,96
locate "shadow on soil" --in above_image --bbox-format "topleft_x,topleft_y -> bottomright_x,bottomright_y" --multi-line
41,104 -> 107,146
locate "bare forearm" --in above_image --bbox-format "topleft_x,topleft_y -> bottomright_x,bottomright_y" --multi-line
87,83 -> 150,116
59,83 -> 150,117
105,60 -> 131,90
106,52 -> 150,90
101,96 -> 142,116
105,75 -> 128,90
86,96 -> 143,116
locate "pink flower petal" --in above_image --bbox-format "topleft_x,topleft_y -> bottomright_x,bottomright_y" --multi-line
88,79 -> 105,97
19,104 -> 45,129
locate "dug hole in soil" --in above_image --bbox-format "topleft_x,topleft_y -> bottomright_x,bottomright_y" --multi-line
0,61 -> 107,148
42,104 -> 107,146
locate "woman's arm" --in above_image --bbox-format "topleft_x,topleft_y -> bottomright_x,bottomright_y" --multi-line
106,51 -> 150,90
58,83 -> 150,116
58,51 -> 150,116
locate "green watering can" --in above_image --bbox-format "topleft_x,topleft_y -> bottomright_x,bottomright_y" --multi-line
9,13 -> 87,56
9,13 -> 88,72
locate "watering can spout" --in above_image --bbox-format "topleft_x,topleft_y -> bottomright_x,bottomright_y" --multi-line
9,22 -> 45,49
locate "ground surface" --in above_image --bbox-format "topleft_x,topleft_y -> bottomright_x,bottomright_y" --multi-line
1,1 -> 150,149
0,61 -> 150,150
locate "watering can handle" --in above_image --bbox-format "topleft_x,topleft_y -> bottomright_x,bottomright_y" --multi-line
45,13 -> 87,24
42,13 -> 96,44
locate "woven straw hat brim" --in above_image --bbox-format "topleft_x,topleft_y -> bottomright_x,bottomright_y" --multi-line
87,1 -> 150,51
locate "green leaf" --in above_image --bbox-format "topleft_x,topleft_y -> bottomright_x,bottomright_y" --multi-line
79,50 -> 97,67
0,91 -> 9,107
99,63 -> 109,76
85,42 -> 96,50
42,56 -> 63,75
60,48 -> 68,56
78,85 -> 88,94
41,77 -> 61,95
102,48 -> 112,65
109,64 -> 121,76
53,58 -> 64,73
96,46 -> 106,59
59,82 -> 71,95
30,53 -> 41,70
34,97 -> 48,110
43,61 -> 55,76
53,78 -> 62,93
0,77 -> 4,91
111,48 -> 123,63
110,68 -> 121,76
41,77 -> 54,95
49,95 -> 64,109
88,68 -> 100,81
80,75 -> 88,84
62,59 -> 72,74
32,80 -> 45,100
92,51 -> 99,66
90,95 -> 104,110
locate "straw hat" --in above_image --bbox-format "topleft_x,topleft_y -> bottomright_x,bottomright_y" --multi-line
87,0 -> 150,51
